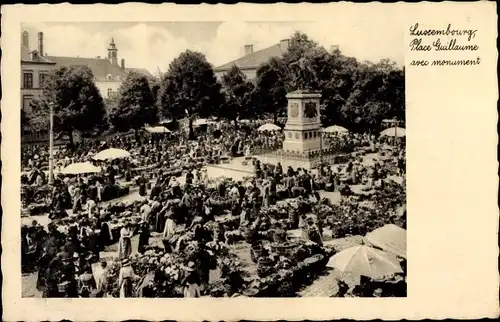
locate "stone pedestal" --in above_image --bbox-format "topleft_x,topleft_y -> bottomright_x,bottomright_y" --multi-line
255,90 -> 325,171
282,90 -> 322,153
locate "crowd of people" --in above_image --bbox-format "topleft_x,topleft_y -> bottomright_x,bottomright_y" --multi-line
21,121 -> 406,298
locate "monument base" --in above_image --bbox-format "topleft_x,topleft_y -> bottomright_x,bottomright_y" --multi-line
255,149 -> 338,171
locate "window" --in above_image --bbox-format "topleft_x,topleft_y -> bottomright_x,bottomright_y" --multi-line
107,88 -> 113,97
106,74 -> 112,80
23,72 -> 33,89
39,72 -> 48,87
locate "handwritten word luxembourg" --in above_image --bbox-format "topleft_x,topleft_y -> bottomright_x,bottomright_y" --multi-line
409,23 -> 477,41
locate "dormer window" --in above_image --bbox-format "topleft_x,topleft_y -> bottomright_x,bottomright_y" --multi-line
106,74 -> 112,81
30,50 -> 39,61
116,76 -> 121,81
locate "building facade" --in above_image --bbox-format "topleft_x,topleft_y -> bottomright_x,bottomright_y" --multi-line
21,31 -> 153,114
21,31 -> 153,143
21,31 -> 56,114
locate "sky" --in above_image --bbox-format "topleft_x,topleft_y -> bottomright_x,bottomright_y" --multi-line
22,20 -> 404,74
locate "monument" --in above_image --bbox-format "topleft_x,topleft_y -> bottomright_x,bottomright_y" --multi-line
254,56 -> 331,170
283,90 -> 322,153
255,89 -> 327,170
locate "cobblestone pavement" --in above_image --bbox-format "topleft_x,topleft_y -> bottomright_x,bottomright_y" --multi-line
298,268 -> 341,297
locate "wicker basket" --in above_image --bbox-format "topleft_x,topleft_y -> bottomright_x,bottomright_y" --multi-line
271,242 -> 297,256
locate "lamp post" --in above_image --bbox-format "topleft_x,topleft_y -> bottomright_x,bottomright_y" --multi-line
48,102 -> 54,185
319,129 -> 323,166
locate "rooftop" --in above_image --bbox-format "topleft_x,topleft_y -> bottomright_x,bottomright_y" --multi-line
214,43 -> 286,72
21,46 -> 55,64
45,55 -> 128,81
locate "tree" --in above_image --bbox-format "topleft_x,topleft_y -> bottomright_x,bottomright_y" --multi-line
321,53 -> 360,127
254,57 -> 288,124
282,31 -> 321,64
282,31 -> 329,91
30,66 -> 107,144
108,71 -> 157,138
157,50 -> 223,139
220,65 -> 255,123
339,60 -> 405,132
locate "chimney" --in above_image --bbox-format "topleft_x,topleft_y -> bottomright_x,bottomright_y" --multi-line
121,58 -> 125,69
244,44 -> 254,56
330,45 -> 339,52
280,39 -> 290,52
22,31 -> 29,48
38,32 -> 44,57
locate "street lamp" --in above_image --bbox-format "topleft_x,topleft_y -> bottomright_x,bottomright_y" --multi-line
48,102 -> 54,185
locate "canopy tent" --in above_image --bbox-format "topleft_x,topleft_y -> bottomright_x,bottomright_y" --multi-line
326,245 -> 403,279
61,162 -> 101,175
365,224 -> 407,259
380,127 -> 406,137
193,118 -> 217,127
92,148 -> 131,161
145,126 -> 171,134
322,125 -> 349,134
257,123 -> 281,132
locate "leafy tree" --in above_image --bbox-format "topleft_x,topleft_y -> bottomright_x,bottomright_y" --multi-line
108,71 -> 157,138
321,53 -> 360,127
249,30 -> 405,133
282,31 -> 330,91
282,31 -> 322,64
220,65 -> 255,124
254,57 -> 288,124
29,66 -> 107,144
339,60 -> 404,132
157,50 -> 223,139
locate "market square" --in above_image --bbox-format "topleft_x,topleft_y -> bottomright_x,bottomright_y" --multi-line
20,21 -> 406,298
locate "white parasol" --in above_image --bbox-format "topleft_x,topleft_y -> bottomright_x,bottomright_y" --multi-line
380,127 -> 405,137
326,245 -> 403,279
257,123 -> 281,132
364,224 -> 407,259
92,148 -> 131,161
61,162 -> 101,175
322,125 -> 349,133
